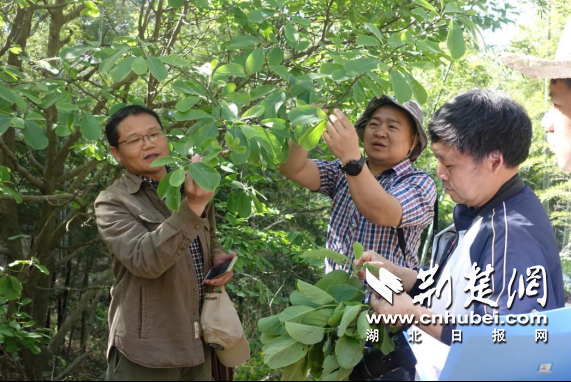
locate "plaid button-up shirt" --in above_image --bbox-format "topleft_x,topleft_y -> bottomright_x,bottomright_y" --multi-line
315,159 -> 436,294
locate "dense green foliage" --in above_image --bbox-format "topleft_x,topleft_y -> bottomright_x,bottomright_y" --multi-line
0,0 -> 568,380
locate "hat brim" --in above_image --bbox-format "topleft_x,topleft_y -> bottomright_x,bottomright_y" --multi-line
215,334 -> 250,367
502,54 -> 571,79
356,95 -> 428,162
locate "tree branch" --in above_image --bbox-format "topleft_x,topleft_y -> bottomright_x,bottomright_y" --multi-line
0,136 -> 46,190
57,159 -> 99,184
63,4 -> 86,24
47,267 -> 112,355
28,1 -> 75,10
0,194 -> 77,202
53,350 -> 92,381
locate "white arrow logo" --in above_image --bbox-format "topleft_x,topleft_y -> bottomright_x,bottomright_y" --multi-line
366,268 -> 404,305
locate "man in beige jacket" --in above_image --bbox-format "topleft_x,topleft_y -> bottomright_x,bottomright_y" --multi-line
95,105 -> 235,381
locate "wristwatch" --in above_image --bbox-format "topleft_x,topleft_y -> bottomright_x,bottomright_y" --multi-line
341,156 -> 365,176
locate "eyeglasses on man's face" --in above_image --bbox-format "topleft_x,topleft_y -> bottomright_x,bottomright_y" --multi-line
118,129 -> 165,147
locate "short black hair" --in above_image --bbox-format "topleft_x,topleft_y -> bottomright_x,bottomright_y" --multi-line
429,90 -> 532,168
551,78 -> 571,90
105,105 -> 163,148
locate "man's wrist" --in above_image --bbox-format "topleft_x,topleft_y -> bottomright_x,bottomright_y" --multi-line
340,152 -> 362,166
187,201 -> 206,217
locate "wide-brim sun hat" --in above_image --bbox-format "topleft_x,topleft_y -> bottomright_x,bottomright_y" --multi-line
502,16 -> 571,79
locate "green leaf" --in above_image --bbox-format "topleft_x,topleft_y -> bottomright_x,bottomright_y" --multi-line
408,75 -> 428,104
188,163 -> 221,191
296,280 -> 335,305
447,20 -> 466,60
335,336 -> 364,369
298,120 -> 326,151
241,105 -> 265,120
0,114 -> 10,135
168,0 -> 184,8
292,16 -> 311,26
353,242 -> 364,260
99,47 -> 129,74
315,270 -> 350,291
344,58 -> 378,75
228,35 -> 260,49
390,70 -> 412,104
322,368 -> 353,381
357,311 -> 371,339
322,355 -> 340,376
328,285 -> 364,303
0,276 -> 22,301
80,113 -> 102,141
248,9 -> 275,24
237,192 -> 252,219
246,47 -> 265,75
381,328 -> 396,355
289,291 -> 319,308
221,102 -> 240,122
164,185 -> 181,211
357,35 -> 380,47
55,102 -> 77,113
151,157 -> 177,168
0,184 -> 22,204
0,83 -> 27,109
258,315 -> 285,336
338,305 -> 362,337
268,48 -> 284,65
269,65 -> 290,81
215,64 -> 246,78
279,306 -> 333,327
22,121 -> 48,150
365,23 -> 384,42
413,0 -> 437,13
132,56 -> 148,76
285,322 -> 325,345
445,2 -> 460,13
34,264 -> 50,275
301,249 -> 351,268
148,55 -> 168,81
176,96 -> 200,113
281,357 -> 309,381
60,45 -> 91,60
263,335 -> 309,369
285,24 -> 299,43
169,168 -> 186,187
412,7 -> 430,20
251,85 -> 278,100
174,109 -> 215,121
110,57 -> 135,82
289,106 -> 327,126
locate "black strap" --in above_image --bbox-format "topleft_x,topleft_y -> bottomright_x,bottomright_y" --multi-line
396,199 -> 439,259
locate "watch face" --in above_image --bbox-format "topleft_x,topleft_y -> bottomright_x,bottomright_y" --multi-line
345,161 -> 362,176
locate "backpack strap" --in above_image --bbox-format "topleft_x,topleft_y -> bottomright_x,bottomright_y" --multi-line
396,199 -> 439,259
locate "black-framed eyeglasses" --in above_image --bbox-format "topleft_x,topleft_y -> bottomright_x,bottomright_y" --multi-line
118,129 -> 165,147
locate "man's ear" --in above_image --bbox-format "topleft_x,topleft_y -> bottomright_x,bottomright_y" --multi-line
111,146 -> 122,164
488,150 -> 504,173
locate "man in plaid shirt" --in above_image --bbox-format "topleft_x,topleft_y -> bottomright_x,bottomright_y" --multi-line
280,96 -> 437,297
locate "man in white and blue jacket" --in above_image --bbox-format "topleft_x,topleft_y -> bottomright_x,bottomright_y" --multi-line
358,90 -> 566,345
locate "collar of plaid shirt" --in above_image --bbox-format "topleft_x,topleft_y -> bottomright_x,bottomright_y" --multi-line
136,167 -> 206,305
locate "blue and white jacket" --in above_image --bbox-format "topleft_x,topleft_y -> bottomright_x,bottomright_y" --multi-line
412,174 -> 566,344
